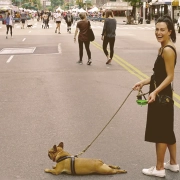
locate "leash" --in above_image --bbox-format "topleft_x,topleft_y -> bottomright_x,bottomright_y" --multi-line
76,89 -> 134,157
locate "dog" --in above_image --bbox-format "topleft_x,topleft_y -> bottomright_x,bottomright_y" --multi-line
44,142 -> 127,175
27,24 -> 33,28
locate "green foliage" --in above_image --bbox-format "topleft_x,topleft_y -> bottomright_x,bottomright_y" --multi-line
51,0 -> 64,9
124,0 -> 142,7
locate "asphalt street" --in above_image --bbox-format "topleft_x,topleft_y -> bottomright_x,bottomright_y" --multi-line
0,18 -> 180,180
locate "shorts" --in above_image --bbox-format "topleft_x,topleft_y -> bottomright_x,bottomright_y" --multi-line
56,21 -> 61,24
21,19 -> 25,23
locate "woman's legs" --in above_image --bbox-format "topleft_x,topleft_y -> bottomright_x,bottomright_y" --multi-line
109,37 -> 115,59
78,40 -> 83,62
6,25 -> 10,38
156,143 -> 167,170
84,41 -> 91,60
103,36 -> 109,59
6,25 -> 9,35
167,143 -> 177,165
9,25 -> 12,36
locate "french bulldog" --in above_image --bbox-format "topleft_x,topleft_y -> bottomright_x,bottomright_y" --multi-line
45,142 -> 127,175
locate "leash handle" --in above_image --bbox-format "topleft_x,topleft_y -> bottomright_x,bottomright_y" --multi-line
76,89 -> 134,157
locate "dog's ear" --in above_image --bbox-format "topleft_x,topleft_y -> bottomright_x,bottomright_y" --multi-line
58,142 -> 64,148
53,145 -> 57,152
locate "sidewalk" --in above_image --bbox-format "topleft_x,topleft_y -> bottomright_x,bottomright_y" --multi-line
115,16 -> 156,25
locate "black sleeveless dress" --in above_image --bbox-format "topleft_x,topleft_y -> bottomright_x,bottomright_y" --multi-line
145,45 -> 177,144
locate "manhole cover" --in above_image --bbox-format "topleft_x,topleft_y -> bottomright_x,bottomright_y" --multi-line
0,47 -> 36,54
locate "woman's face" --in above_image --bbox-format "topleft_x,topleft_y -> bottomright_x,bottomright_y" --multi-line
155,22 -> 171,43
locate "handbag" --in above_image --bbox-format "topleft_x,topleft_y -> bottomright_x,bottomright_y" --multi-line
88,21 -> 95,41
154,81 -> 174,106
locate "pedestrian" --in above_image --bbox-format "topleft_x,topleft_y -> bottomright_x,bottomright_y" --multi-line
137,12 -> 140,24
42,12 -> 48,29
64,11 -> 73,33
5,12 -> 13,39
101,10 -> 116,64
133,15 -> 179,178
54,10 -> 62,34
74,12 -> 92,65
20,10 -> 26,29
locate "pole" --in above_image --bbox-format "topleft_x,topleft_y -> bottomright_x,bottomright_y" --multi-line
143,1 -> 146,24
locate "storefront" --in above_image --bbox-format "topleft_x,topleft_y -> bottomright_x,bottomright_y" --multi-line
151,0 -> 179,22
102,1 -> 132,17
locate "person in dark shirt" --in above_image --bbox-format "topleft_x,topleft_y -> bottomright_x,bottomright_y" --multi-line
74,12 -> 92,65
101,10 -> 116,64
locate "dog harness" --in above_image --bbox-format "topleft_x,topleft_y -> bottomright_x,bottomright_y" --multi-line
56,155 -> 77,175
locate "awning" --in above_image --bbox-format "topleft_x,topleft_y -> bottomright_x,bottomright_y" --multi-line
0,5 -> 12,11
172,0 -> 179,6
152,0 -> 171,5
102,2 -> 133,11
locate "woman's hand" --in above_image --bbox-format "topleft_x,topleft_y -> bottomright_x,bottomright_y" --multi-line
132,81 -> 144,91
101,36 -> 104,41
148,91 -> 158,104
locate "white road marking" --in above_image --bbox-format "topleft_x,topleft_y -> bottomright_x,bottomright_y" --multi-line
22,38 -> 26,41
6,55 -> 14,63
58,43 -> 62,54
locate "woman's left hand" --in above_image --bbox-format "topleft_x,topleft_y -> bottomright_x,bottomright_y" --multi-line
148,91 -> 157,104
101,36 -> 104,41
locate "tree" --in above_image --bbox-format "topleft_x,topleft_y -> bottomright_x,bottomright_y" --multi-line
51,0 -> 64,10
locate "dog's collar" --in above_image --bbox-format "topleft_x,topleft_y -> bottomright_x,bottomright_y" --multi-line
56,155 -> 77,175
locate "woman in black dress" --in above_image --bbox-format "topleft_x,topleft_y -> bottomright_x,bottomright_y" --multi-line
133,15 -> 179,177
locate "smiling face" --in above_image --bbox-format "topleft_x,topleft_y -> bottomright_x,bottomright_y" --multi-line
155,22 -> 171,44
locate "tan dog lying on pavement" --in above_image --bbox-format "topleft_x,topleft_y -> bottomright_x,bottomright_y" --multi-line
45,142 -> 127,175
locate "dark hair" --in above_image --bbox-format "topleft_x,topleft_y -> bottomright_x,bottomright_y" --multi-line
156,15 -> 176,43
105,10 -> 114,18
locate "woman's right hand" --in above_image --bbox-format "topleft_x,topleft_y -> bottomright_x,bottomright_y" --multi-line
132,81 -> 144,91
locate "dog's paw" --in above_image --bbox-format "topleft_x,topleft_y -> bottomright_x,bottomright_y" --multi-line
52,165 -> 56,169
44,169 -> 50,173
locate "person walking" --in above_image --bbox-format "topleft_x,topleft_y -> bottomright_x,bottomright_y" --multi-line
101,10 -> 116,65
74,12 -> 92,65
54,10 -> 62,34
20,10 -> 26,29
64,11 -> 73,33
133,15 -> 179,178
5,12 -> 13,39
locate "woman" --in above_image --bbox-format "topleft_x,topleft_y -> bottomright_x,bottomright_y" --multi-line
133,15 -> 179,178
5,13 -> 13,39
64,11 -> 73,33
101,10 -> 116,64
54,10 -> 62,34
74,12 -> 92,65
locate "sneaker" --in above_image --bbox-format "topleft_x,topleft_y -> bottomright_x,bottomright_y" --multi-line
6,36 -> 8,39
87,59 -> 92,65
106,59 -> 112,64
77,60 -> 83,65
55,30 -> 57,33
58,32 -> 61,34
164,161 -> 179,172
142,166 -> 165,178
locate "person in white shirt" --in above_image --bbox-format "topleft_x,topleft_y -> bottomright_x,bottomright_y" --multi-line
54,10 -> 62,34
